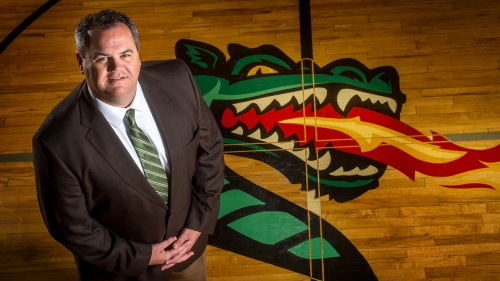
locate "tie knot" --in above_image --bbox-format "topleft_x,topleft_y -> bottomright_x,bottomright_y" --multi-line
125,109 -> 137,127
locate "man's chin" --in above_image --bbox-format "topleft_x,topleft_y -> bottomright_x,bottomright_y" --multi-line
95,89 -> 135,107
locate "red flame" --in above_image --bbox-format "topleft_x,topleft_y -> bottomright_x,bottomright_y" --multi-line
221,103 -> 500,189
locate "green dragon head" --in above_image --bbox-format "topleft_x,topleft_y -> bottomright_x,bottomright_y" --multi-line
176,39 -> 406,202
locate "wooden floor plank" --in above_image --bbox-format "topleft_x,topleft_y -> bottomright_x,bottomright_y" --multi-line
2,0 -> 500,280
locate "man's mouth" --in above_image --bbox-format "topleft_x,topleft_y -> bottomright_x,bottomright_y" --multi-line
108,73 -> 127,82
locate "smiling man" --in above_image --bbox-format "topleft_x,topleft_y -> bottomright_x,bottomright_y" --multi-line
76,20 -> 141,107
32,10 -> 224,281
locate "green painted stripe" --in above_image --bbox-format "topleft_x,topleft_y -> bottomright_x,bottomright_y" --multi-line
223,138 -> 280,158
443,132 -> 500,142
306,173 -> 374,188
0,153 -> 32,162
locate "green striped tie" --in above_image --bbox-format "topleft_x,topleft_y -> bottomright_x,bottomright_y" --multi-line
125,109 -> 169,204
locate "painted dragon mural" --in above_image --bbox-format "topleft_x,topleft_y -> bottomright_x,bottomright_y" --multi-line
175,39 -> 500,280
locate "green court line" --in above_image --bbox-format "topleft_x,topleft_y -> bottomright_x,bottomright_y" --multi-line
443,132 -> 500,142
0,153 -> 33,162
0,132 -> 499,163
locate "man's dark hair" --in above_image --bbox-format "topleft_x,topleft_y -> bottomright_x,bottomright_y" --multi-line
75,10 -> 139,56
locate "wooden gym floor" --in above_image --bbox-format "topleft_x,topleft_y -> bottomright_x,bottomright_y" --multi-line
2,0 -> 500,280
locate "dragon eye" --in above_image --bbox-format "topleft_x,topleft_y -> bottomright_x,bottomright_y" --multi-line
247,66 -> 279,76
338,70 -> 363,82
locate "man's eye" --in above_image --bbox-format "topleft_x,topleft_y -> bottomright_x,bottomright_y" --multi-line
95,57 -> 107,62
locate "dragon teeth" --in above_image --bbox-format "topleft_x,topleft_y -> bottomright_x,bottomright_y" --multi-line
263,131 -> 281,144
287,149 -> 332,171
311,150 -> 331,171
231,126 -> 296,149
274,90 -> 301,107
330,165 -> 378,176
275,140 -> 296,150
289,147 -> 311,162
315,88 -> 327,104
233,87 -> 397,116
337,89 -> 397,113
247,129 -> 261,140
233,87 -> 328,114
231,126 -> 244,136
247,129 -> 280,144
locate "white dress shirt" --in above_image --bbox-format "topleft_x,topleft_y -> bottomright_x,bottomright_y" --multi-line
89,82 -> 170,177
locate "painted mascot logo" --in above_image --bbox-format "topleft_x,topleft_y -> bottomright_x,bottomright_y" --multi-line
175,39 -> 500,281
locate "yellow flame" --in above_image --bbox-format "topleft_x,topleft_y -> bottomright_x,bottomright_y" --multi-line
280,116 -> 466,164
426,162 -> 500,190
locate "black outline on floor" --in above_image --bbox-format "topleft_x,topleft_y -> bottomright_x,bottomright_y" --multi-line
0,0 -> 60,54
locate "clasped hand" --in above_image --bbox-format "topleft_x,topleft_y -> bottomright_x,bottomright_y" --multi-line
149,228 -> 201,270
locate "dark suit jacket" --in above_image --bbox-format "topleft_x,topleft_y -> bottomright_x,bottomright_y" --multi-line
32,59 -> 225,281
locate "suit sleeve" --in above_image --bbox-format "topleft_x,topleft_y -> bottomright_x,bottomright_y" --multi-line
181,61 -> 225,234
32,134 -> 152,276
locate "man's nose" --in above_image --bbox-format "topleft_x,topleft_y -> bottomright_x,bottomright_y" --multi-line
107,57 -> 123,71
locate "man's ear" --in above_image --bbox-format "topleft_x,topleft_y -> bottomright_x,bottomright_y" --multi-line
76,52 -> 84,75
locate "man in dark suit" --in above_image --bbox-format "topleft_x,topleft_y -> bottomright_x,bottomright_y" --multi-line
32,10 -> 224,281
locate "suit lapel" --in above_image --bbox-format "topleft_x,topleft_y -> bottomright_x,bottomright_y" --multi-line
139,71 -> 184,209
78,84 -> 168,209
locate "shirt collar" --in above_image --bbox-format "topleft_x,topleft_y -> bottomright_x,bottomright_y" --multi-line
89,82 -> 146,128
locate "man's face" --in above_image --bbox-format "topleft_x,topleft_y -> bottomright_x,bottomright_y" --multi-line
76,23 -> 141,107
